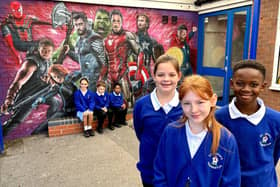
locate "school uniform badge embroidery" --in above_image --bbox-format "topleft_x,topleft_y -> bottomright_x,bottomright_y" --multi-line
259,133 -> 272,147
208,153 -> 223,169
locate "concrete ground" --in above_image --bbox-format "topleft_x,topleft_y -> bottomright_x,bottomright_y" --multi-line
1,122 -> 280,187
0,121 -> 142,187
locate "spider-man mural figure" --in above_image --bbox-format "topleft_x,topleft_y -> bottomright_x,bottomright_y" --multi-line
0,1 -> 51,65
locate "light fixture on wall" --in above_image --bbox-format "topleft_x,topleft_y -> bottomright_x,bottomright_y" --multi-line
171,16 -> 177,25
162,15 -> 168,24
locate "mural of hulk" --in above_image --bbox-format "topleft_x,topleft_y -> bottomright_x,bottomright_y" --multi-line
0,0 -> 198,140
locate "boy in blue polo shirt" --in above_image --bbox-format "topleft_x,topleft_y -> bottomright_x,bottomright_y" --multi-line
108,82 -> 127,128
215,60 -> 280,187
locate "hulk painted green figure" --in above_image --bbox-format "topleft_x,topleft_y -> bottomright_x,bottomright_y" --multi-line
93,9 -> 111,38
52,9 -> 111,63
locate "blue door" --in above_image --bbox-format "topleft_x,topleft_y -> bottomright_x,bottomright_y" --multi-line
197,6 -> 251,106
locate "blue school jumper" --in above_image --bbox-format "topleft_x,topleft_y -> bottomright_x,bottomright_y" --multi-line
133,95 -> 182,184
74,89 -> 95,112
93,92 -> 109,110
215,106 -> 280,187
109,92 -> 123,108
154,122 -> 241,187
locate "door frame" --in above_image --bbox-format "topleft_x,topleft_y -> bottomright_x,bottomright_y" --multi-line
197,6 -> 251,106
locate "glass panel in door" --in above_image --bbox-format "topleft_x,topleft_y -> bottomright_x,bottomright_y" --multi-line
229,11 -> 248,100
203,15 -> 227,68
231,11 -> 247,68
202,15 -> 227,100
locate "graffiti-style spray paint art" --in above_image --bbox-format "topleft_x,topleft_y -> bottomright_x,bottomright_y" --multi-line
0,0 -> 198,140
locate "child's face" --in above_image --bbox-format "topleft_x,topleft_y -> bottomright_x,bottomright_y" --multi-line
97,86 -> 106,95
80,80 -> 88,89
231,68 -> 266,105
114,85 -> 121,94
153,62 -> 181,95
181,90 -> 216,127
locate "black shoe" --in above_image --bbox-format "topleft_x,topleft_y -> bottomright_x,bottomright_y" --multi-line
88,129 -> 95,136
84,131 -> 90,138
122,122 -> 128,126
97,128 -> 103,134
108,125 -> 115,130
113,123 -> 121,128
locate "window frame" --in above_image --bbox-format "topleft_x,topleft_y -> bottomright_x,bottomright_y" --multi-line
270,1 -> 280,91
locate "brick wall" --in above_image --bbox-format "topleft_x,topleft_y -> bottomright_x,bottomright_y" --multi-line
257,0 -> 280,111
48,113 -> 133,137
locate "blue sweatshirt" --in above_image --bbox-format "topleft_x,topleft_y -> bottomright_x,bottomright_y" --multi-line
133,95 -> 182,184
109,92 -> 123,108
74,89 -> 95,112
154,122 -> 241,187
93,92 -> 109,110
215,106 -> 280,187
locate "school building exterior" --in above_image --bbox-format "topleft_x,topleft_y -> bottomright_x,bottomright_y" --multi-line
0,0 -> 279,146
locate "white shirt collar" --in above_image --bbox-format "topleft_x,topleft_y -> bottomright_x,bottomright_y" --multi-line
150,88 -> 179,114
96,91 -> 104,96
113,91 -> 121,96
229,97 -> 266,125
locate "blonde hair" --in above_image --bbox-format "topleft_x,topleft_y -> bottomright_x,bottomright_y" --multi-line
179,75 -> 222,154
96,80 -> 106,88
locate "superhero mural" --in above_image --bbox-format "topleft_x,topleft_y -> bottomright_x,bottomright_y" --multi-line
0,1 -> 198,140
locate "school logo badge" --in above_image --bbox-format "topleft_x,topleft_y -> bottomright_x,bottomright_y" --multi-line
259,133 -> 272,147
208,153 -> 223,169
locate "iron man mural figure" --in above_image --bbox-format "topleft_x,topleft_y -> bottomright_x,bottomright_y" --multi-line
102,9 -> 143,103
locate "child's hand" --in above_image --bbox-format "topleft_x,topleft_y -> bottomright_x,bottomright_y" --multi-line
102,107 -> 108,112
121,103 -> 126,109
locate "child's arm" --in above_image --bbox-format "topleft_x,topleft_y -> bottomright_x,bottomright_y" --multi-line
88,92 -> 95,111
74,91 -> 86,112
104,92 -> 110,109
153,129 -> 168,187
133,101 -> 143,141
220,133 -> 241,187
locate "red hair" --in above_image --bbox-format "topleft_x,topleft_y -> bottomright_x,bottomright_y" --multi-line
179,75 -> 222,154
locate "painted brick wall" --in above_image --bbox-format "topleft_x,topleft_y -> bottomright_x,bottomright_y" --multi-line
257,0 -> 280,111
0,0 -> 198,140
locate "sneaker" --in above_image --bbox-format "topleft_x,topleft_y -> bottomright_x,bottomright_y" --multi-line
88,130 -> 95,136
84,131 -> 90,138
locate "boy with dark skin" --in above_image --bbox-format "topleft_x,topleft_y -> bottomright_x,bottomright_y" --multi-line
215,60 -> 280,187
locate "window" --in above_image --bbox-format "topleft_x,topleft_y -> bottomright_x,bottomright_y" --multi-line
270,1 -> 280,90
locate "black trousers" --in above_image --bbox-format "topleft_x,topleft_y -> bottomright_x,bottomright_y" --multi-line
94,109 -> 107,129
108,106 -> 127,125
142,183 -> 154,187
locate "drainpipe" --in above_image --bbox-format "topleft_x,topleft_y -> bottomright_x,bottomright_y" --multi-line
0,120 -> 4,154
250,0 -> 260,59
